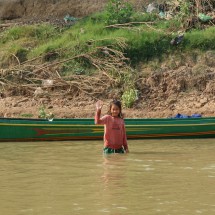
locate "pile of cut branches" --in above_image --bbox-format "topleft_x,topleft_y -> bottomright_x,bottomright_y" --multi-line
0,37 -> 132,99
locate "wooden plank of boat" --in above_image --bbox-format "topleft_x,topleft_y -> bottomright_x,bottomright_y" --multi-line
0,117 -> 215,142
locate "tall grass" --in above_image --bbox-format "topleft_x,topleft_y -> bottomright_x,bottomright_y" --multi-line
0,24 -> 60,64
183,27 -> 215,50
0,24 -> 57,43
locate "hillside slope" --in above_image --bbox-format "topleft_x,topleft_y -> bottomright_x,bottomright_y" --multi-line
0,0 -> 108,20
0,0 -> 153,20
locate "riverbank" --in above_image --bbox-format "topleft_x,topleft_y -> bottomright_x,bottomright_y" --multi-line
1,94 -> 215,119
0,49 -> 215,119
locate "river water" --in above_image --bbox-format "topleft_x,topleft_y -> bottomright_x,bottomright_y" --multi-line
0,139 -> 215,215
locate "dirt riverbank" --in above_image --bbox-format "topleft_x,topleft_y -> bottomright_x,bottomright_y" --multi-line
1,51 -> 215,119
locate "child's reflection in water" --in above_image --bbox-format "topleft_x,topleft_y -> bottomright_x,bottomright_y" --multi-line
101,154 -> 128,190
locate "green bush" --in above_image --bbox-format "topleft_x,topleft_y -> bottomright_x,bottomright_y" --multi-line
184,27 -> 215,50
131,12 -> 158,22
125,31 -> 171,63
38,106 -> 47,118
38,106 -> 54,120
122,88 -> 138,108
1,24 -> 57,43
106,0 -> 134,24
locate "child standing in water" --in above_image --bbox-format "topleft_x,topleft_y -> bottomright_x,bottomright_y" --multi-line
95,100 -> 129,154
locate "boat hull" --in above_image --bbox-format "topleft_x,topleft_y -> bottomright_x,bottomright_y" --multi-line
1,117 -> 215,142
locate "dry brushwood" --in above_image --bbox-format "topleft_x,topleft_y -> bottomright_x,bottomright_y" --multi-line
0,38 -> 132,98
104,22 -> 163,32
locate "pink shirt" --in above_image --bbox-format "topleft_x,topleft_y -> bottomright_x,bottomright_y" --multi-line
95,110 -> 128,150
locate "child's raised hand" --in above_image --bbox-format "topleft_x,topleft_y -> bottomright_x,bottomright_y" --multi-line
96,100 -> 103,110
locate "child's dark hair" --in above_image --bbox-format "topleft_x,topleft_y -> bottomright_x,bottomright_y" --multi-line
107,100 -> 123,118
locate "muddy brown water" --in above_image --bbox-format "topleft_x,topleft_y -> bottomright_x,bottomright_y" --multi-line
0,139 -> 215,215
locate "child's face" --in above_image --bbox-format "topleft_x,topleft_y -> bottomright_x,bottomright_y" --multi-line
110,104 -> 120,117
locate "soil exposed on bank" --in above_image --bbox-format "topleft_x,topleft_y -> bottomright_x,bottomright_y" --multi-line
0,95 -> 215,119
0,0 -> 150,20
1,50 -> 215,119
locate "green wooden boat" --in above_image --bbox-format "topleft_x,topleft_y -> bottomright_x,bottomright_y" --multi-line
1,117 -> 215,142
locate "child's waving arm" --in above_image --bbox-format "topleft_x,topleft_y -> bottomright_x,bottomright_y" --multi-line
96,100 -> 103,111
95,100 -> 107,124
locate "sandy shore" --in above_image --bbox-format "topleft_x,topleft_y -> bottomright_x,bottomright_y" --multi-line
1,96 -> 214,119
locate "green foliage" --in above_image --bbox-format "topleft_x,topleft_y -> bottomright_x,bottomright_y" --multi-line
155,19 -> 181,31
183,27 -> 215,50
126,31 -> 172,63
38,106 -> 47,118
20,113 -> 34,118
121,88 -> 138,108
0,7 -> 214,76
0,24 -> 57,43
106,0 -> 134,24
89,11 -> 109,24
174,0 -> 197,28
131,12 -> 158,22
118,69 -> 138,108
178,0 -> 191,17
0,24 -> 60,63
38,106 -> 54,120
